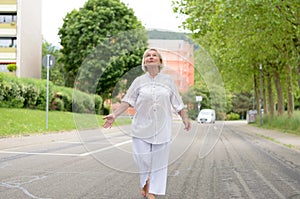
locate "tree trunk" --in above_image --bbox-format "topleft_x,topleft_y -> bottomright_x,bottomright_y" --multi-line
286,64 -> 294,117
254,74 -> 260,113
263,75 -> 268,115
296,66 -> 300,89
266,72 -> 275,117
273,70 -> 285,115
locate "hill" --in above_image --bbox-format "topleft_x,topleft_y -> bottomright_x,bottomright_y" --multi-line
147,29 -> 191,41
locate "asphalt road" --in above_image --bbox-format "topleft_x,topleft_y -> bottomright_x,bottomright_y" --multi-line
0,121 -> 299,199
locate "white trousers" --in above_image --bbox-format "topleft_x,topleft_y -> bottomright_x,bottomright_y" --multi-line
132,137 -> 170,195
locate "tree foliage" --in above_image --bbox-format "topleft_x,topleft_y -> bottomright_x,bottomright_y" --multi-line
41,40 -> 65,86
58,0 -> 148,103
173,0 -> 300,116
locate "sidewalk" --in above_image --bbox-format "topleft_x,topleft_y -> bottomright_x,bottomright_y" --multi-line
226,121 -> 300,151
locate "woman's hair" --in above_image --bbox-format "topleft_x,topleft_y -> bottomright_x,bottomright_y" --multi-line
141,48 -> 165,72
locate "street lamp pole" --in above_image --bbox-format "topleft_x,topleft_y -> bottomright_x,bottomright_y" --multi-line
259,64 -> 263,126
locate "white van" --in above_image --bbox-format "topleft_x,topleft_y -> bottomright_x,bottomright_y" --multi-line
197,109 -> 216,123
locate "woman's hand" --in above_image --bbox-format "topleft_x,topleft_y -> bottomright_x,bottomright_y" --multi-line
103,102 -> 130,128
183,119 -> 191,131
103,113 -> 116,128
178,109 -> 191,131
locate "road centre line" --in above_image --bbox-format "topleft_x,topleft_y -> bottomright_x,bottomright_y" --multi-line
56,141 -> 83,144
79,140 -> 132,156
0,150 -> 80,157
0,140 -> 132,157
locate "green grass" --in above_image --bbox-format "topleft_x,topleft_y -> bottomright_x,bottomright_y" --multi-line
253,111 -> 300,136
2,108 -> 299,138
0,108 -> 131,137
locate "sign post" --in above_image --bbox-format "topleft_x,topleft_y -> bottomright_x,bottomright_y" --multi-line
42,54 -> 55,129
196,96 -> 202,114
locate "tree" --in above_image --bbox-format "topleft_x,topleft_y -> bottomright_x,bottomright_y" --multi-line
231,92 -> 253,118
173,0 -> 300,116
41,40 -> 65,86
192,45 -> 229,120
58,0 -> 148,106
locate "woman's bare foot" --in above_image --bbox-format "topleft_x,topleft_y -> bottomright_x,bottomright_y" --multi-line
141,178 -> 149,197
148,193 -> 156,199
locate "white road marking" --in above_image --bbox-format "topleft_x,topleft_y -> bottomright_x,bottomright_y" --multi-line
0,140 -> 132,157
56,141 -> 83,144
0,151 -> 80,157
79,140 -> 132,156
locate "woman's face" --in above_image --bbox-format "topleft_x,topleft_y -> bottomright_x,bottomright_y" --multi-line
144,50 -> 161,66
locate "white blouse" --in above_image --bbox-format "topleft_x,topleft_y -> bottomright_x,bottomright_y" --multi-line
122,72 -> 184,144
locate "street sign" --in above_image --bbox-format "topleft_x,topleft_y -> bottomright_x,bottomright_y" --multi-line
196,96 -> 202,102
42,54 -> 56,68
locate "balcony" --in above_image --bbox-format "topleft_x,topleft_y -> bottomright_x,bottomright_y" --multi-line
0,47 -> 16,62
0,0 -> 17,5
0,30 -> 16,37
0,47 -> 16,52
0,0 -> 17,12
0,22 -> 16,28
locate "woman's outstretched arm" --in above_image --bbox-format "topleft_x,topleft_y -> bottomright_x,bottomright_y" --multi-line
103,102 -> 130,128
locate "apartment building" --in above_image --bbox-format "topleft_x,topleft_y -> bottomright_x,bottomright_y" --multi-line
0,0 -> 42,78
149,39 -> 194,92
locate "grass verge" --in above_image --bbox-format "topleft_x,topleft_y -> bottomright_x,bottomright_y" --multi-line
253,111 -> 300,136
0,108 -> 131,138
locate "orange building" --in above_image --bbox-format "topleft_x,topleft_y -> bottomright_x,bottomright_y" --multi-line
148,39 -> 194,92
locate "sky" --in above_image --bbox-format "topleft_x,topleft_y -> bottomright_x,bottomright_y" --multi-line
42,0 -> 186,46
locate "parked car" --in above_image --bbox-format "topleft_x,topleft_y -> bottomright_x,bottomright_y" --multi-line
197,109 -> 216,123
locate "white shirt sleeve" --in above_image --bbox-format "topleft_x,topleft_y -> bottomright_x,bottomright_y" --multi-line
168,76 -> 185,113
121,77 -> 139,107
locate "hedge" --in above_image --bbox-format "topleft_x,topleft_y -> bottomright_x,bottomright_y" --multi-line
226,112 -> 240,120
0,73 -> 103,114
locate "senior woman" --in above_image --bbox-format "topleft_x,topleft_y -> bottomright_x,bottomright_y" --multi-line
103,48 -> 191,199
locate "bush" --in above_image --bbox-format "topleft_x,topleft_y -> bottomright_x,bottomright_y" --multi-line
54,86 -> 73,111
0,79 -> 24,108
94,95 -> 103,115
33,79 -> 54,110
21,83 -> 39,108
7,64 -> 17,72
226,112 -> 240,120
72,90 -> 94,114
0,73 -> 102,114
52,98 -> 64,111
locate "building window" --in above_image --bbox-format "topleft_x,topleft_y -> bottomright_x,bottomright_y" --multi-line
0,14 -> 17,24
0,64 -> 9,72
0,37 -> 17,47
